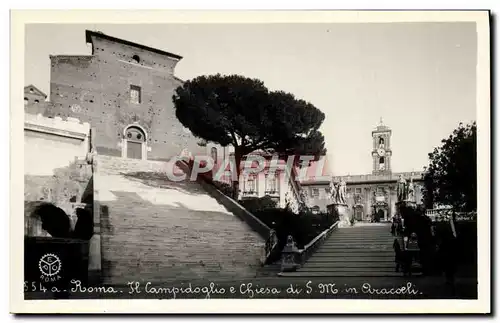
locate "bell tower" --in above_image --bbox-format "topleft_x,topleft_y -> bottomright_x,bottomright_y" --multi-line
371,118 -> 392,174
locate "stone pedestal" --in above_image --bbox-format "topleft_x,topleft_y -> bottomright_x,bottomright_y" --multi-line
327,203 -> 351,228
396,200 -> 417,216
280,236 -> 301,272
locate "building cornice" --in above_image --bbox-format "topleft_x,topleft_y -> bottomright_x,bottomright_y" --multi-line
85,30 -> 182,60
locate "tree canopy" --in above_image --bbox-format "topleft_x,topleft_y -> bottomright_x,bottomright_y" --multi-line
422,122 -> 477,211
172,74 -> 327,168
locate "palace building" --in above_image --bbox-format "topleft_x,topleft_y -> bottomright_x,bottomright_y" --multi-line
301,120 -> 424,222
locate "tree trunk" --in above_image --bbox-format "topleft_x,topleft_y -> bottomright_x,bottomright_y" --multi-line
232,150 -> 243,200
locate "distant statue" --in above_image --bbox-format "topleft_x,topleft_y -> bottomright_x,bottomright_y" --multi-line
397,175 -> 407,202
338,179 -> 347,205
407,178 -> 415,203
329,177 -> 338,202
329,177 -> 347,205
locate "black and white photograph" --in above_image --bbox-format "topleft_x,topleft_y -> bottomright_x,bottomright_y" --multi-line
10,9 -> 490,314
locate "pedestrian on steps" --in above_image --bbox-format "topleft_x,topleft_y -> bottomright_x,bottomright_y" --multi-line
391,214 -> 403,236
438,224 -> 458,295
405,232 -> 420,276
393,236 -> 407,274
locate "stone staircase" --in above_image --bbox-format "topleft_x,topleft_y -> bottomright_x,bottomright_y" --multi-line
280,223 -> 402,277
94,155 -> 266,285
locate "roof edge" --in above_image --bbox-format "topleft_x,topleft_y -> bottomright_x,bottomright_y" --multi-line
85,30 -> 183,60
24,84 -> 47,99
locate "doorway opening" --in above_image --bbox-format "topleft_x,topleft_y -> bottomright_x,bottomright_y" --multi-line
122,125 -> 147,160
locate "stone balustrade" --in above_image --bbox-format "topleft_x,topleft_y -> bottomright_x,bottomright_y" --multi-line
278,220 -> 340,274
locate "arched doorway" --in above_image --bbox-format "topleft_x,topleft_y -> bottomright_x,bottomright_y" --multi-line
376,209 -> 384,222
122,125 -> 147,160
354,205 -> 364,221
373,203 -> 388,222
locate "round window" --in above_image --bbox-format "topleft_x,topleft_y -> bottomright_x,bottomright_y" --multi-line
127,133 -> 132,139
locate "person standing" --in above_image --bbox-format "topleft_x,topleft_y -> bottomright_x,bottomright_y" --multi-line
405,232 -> 420,276
439,224 -> 458,295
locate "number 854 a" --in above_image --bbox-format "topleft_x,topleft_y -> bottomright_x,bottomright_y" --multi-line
24,281 -> 47,292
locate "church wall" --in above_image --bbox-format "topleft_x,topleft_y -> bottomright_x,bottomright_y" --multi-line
24,113 -> 93,234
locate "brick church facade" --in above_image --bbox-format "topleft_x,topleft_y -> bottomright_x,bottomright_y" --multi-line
301,120 -> 424,222
25,30 -> 204,161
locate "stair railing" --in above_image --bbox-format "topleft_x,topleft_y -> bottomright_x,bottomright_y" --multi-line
278,220 -> 339,274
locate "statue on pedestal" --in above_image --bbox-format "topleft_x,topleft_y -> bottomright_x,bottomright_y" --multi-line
407,178 -> 415,203
338,179 -> 347,204
329,177 -> 347,205
329,177 -> 338,203
328,177 -> 351,227
397,174 -> 407,202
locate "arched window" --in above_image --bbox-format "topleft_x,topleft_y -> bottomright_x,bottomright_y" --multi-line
126,127 -> 145,141
312,206 -> 320,214
379,157 -> 385,170
244,174 -> 257,194
265,173 -> 278,194
24,97 -> 28,106
132,55 -> 140,64
378,137 -> 385,148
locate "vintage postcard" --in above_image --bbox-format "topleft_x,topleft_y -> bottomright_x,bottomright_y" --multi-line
10,10 -> 490,314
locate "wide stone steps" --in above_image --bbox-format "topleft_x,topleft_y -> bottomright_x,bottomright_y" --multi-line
96,155 -> 176,175
302,262 -> 395,269
280,224 -> 410,278
311,252 -> 394,257
319,244 -> 393,249
307,259 -> 395,264
280,271 -> 403,277
94,155 -> 266,284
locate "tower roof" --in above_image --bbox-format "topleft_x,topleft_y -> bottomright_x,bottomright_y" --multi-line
373,117 -> 391,133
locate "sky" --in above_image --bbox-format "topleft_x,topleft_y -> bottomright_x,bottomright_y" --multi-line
24,23 -> 477,176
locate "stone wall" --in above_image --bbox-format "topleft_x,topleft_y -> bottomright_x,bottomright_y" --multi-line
45,31 -> 204,161
24,113 -> 90,176
24,113 -> 93,232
